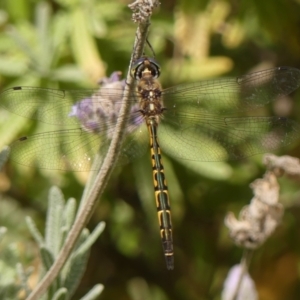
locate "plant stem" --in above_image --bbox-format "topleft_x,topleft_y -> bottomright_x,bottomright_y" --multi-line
230,249 -> 253,300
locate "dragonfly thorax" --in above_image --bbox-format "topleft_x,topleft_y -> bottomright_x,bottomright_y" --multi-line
137,78 -> 164,121
137,62 -> 165,123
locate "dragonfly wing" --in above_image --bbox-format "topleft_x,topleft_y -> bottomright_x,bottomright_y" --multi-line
2,84 -> 147,170
9,128 -> 108,171
8,109 -> 147,171
162,67 -> 300,114
0,85 -> 128,126
118,121 -> 149,165
160,113 -> 300,162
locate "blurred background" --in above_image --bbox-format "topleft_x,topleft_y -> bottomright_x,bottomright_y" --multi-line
1,0 -> 300,299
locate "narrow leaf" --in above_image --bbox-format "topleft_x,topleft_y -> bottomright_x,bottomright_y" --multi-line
73,222 -> 105,258
25,216 -> 44,246
45,186 -> 65,256
79,284 -> 104,300
51,287 -> 68,300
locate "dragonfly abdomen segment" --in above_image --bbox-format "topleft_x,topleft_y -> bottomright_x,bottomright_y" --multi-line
148,121 -> 174,270
155,190 -> 174,270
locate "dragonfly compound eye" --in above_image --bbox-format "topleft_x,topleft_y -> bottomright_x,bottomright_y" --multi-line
131,57 -> 161,80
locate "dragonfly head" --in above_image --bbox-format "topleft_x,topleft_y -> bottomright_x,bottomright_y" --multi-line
131,57 -> 161,80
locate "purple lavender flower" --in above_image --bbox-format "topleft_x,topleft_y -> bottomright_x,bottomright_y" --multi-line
69,72 -> 143,137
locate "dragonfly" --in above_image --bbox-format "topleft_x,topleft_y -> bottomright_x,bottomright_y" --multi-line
1,58 -> 300,270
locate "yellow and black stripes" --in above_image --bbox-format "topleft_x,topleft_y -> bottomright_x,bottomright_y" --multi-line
133,57 -> 174,269
148,120 -> 174,270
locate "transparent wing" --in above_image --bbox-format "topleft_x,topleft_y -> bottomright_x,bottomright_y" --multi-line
2,67 -> 299,126
0,84 -> 148,171
8,114 -> 149,171
1,66 -> 300,170
9,129 -> 100,171
0,86 -> 130,126
159,66 -> 300,161
159,115 -> 300,162
162,66 -> 300,114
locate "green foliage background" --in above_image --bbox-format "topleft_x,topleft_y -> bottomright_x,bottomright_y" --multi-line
1,0 -> 300,299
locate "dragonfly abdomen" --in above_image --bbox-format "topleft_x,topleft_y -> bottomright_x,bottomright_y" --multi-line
148,121 -> 174,270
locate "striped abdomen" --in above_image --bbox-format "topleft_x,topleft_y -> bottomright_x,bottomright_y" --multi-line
147,120 -> 174,270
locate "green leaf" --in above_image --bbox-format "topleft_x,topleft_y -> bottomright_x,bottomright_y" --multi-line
51,287 -> 68,300
40,246 -> 61,297
63,230 -> 90,296
50,65 -> 87,82
45,186 -> 65,256
79,284 -> 104,300
70,7 -> 105,80
25,216 -> 44,246
73,222 -> 105,257
0,57 -> 27,76
61,198 -> 77,234
40,246 -> 55,272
